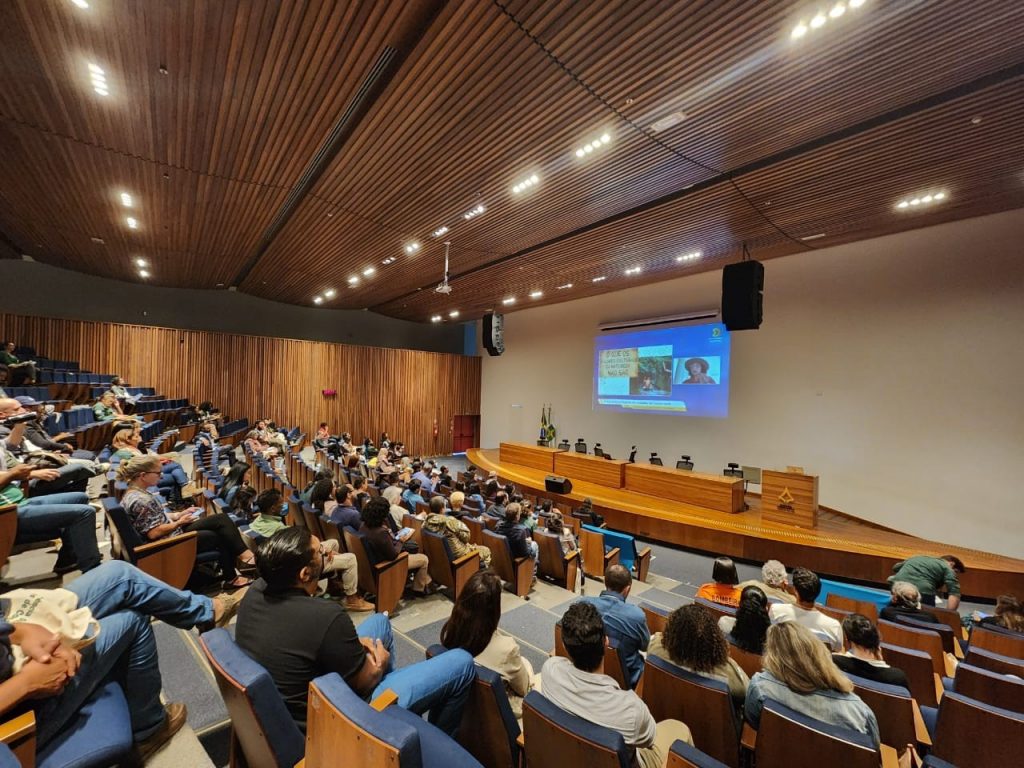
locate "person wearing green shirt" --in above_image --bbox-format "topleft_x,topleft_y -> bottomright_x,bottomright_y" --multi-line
887,554 -> 965,610
0,342 -> 37,385
93,391 -> 120,422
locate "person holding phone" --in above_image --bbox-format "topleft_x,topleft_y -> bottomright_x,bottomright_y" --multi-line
118,456 -> 253,588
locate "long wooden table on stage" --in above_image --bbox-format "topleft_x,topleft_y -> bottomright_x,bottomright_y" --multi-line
624,462 -> 744,514
468,447 -> 1024,600
554,451 -> 628,488
499,442 -> 563,472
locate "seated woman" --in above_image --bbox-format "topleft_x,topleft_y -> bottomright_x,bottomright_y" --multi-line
723,585 -> 771,655
695,556 -> 742,608
218,462 -> 251,507
423,495 -> 492,568
0,341 -> 37,385
255,419 -> 288,451
118,456 -> 253,588
108,375 -> 138,407
545,510 -> 578,555
382,485 -> 408,529
359,497 -> 435,596
973,594 -> 1024,634
309,476 -> 340,517
244,429 -> 277,458
745,622 -> 879,745
375,447 -> 396,475
649,604 -> 749,713
312,422 -> 333,451
440,570 -> 537,722
92,390 -> 123,422
110,423 -> 197,501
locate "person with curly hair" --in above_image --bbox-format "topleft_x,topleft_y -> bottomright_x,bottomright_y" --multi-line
720,585 -> 771,655
648,603 -> 749,711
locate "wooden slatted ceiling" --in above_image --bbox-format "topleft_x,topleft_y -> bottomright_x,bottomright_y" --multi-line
0,0 -> 1021,315
0,312 -> 480,458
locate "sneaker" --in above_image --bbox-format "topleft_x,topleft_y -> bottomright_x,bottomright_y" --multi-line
343,595 -> 376,612
206,589 -> 247,630
134,702 -> 187,762
180,481 -> 200,499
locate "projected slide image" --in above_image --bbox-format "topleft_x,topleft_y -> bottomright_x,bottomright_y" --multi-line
674,356 -> 720,385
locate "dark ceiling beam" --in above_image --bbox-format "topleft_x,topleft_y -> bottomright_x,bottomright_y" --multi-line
372,61 -> 1024,312
230,0 -> 449,288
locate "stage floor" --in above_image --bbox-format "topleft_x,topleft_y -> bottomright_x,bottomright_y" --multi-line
467,448 -> 1024,600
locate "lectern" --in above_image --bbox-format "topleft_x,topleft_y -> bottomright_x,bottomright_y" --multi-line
761,469 -> 819,528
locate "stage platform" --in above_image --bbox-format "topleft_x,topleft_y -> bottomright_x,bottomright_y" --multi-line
467,448 -> 1024,600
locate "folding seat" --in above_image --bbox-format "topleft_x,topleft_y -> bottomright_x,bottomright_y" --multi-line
343,526 -> 409,615
923,691 -> 1024,767
752,699 -> 887,768
847,672 -> 933,759
483,529 -> 533,598
521,690 -> 633,768
533,529 -> 580,592
423,529 -> 481,599
952,662 -> 1024,713
668,741 -> 731,768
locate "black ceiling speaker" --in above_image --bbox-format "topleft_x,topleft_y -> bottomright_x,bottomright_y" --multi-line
482,312 -> 505,356
722,260 -> 764,331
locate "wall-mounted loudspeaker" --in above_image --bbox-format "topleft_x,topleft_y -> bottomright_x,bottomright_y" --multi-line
483,312 -> 505,356
545,475 -> 572,494
722,260 -> 764,331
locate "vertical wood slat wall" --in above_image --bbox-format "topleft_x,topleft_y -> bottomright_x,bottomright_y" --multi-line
1,313 -> 481,457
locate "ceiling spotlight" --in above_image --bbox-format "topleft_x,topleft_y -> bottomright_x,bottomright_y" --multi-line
649,112 -> 686,133
120,192 -> 133,207
574,133 -> 611,158
126,217 -> 138,229
575,148 -> 585,158
800,233 -> 827,241
449,310 -> 460,319
529,290 -> 544,299
556,283 -> 574,290
675,250 -> 702,262
624,266 -> 642,275
313,296 -> 323,305
592,276 -> 606,283
362,267 -> 375,277
404,242 -> 420,254
432,226 -> 449,238
324,288 -> 336,299
463,204 -> 486,220
347,275 -> 360,285
849,0 -> 865,6
933,191 -> 946,200
502,297 -> 516,305
791,23 -> 808,39
431,315 -> 442,323
134,257 -> 147,268
138,270 -> 150,279
87,63 -> 104,75
810,13 -> 827,28
70,0 -> 90,8
896,191 -> 947,210
512,174 -> 540,194
829,3 -> 846,19
600,134 -> 610,144
896,201 -> 909,209
382,256 -> 396,265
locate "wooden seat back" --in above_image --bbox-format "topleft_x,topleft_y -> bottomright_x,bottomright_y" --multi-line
880,643 -> 941,708
921,605 -> 967,642
422,529 -> 480,599
964,647 -> 1024,677
825,594 -> 879,624
846,675 -> 922,753
953,662 -> 1024,713
969,625 -> 1024,659
553,622 -> 628,690
302,505 -> 325,539
342,527 -> 409,614
0,504 -> 18,572
755,700 -> 880,768
483,529 -> 532,598
878,620 -> 946,677
726,642 -> 763,679
893,615 -> 957,655
402,513 -> 423,549
641,656 -> 740,767
640,602 -> 669,635
534,530 -> 579,592
522,691 -> 632,768
462,515 -> 485,546
929,691 -> 1024,767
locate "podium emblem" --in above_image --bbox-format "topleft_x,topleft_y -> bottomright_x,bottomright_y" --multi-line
777,486 -> 795,512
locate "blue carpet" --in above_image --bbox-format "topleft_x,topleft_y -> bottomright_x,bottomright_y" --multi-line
154,624 -> 226,731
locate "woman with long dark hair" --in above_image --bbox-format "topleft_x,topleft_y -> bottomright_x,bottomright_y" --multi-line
723,585 -> 771,654
440,570 -> 536,720
219,462 -> 251,507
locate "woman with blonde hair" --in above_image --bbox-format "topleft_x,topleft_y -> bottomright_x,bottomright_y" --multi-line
111,423 -> 196,501
745,621 -> 878,745
118,456 -> 253,588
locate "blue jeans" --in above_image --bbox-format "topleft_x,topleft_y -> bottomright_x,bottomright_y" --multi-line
29,463 -> 93,496
16,492 -> 101,571
356,614 -> 475,737
34,561 -> 214,745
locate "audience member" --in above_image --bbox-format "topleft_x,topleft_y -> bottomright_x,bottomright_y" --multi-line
649,603 -> 749,711
769,567 -> 843,650
546,510 -> 578,555
572,497 -> 604,526
402,478 -> 425,512
0,561 -> 241,761
244,429 -> 277,459
723,585 -> 771,654
300,467 -> 333,504
218,462 -> 251,507
832,614 -> 910,687
8,396 -> 97,463
381,484 -> 407,528
448,489 -> 467,516
0,398 -> 94,496
880,581 -> 940,624
746,622 -> 879,746
695,556 -> 742,607
108,375 -> 139,407
326,482 -> 361,530
496,502 -> 538,577
581,564 -> 649,688
973,594 -> 1024,634
542,602 -> 692,768
234,528 -> 474,734
411,461 -> 433,492
359,497 -> 435,595
0,342 -> 37,384
110,422 -> 196,501
887,554 -> 965,610
424,497 -> 491,568
312,422 -> 333,451
485,490 -> 509,519
737,559 -> 796,604
351,475 -> 369,510
92,391 -> 121,422
466,483 -> 486,511
440,570 -> 535,720
119,456 -> 253,588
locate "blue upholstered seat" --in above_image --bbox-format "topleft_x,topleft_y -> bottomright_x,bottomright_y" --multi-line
36,680 -> 133,768
669,740 -> 731,768
522,690 -> 633,768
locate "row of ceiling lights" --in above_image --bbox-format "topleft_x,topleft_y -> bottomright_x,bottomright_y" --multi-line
791,0 -> 867,40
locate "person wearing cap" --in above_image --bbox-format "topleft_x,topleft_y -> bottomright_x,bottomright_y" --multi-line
678,357 -> 716,385
0,398 -> 98,495
11,395 -> 105,468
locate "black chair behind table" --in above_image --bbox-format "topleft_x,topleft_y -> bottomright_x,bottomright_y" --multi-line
649,452 -> 663,466
675,455 -> 694,471
574,439 -> 587,454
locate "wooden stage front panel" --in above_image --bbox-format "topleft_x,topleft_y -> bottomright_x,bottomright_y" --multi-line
498,442 -> 563,473
554,451 -> 628,488
624,463 -> 744,514
467,448 -> 1024,600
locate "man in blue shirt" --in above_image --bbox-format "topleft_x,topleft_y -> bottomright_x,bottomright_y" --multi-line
411,462 -> 433,493
402,479 -> 425,512
328,484 -> 361,529
580,564 -> 650,688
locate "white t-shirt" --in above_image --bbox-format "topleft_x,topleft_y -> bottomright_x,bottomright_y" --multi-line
769,603 -> 843,650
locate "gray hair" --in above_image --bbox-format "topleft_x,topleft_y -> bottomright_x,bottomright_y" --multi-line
762,559 -> 788,587
382,485 -> 403,506
891,581 -> 921,609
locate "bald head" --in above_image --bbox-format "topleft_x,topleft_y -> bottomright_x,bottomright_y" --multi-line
605,564 -> 632,594
0,399 -> 20,417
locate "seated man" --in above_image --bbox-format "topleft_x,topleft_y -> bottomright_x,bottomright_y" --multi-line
769,567 -> 843,650
423,495 -> 492,568
327,483 -> 361,530
887,554 -> 965,610
0,398 -> 94,496
11,396 -> 100,464
496,502 -> 538,574
401,478 -> 425,513
0,560 -> 240,762
0,342 -> 36,385
832,613 -> 910,687
880,581 -> 940,625
542,602 -> 691,768
738,559 -> 796,604
411,461 -> 433,493
485,490 -> 509,519
581,564 -> 650,688
234,528 -> 475,735
92,391 -> 122,422
108,376 -> 139,407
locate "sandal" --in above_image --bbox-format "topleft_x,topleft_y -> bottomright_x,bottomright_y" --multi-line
226,576 -> 253,589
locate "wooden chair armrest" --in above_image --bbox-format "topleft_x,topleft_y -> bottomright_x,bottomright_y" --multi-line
374,551 -> 409,575
0,710 -> 36,768
740,722 -> 756,751
451,550 -> 481,568
134,530 -> 199,556
952,640 -> 965,660
603,546 -> 621,567
911,700 -> 932,747
635,546 -> 652,582
516,732 -> 525,749
932,674 -> 944,705
942,653 -> 957,679
371,689 -> 399,711
564,549 -> 580,563
879,744 -> 900,768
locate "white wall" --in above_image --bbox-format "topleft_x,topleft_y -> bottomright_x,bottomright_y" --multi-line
481,209 -> 1024,558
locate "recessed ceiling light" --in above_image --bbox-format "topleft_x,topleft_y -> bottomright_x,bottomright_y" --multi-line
313,296 -> 323,305
502,297 -> 516,305
529,290 -> 543,299
592,276 -> 606,283
675,250 -> 702,262
970,116 -> 983,126
138,269 -> 150,279
362,267 -> 375,277
512,174 -> 540,194
449,310 -> 460,318
649,112 -> 686,133
556,283 -> 574,290
463,204 -> 486,220
347,275 -> 360,285
324,289 -> 336,299
87,63 -> 104,75
829,3 -> 846,19
134,257 -> 147,268
791,23 -> 808,39
126,217 -> 138,229
896,190 -> 947,210
810,13 -> 827,28
933,191 -> 946,200
624,266 -> 642,276
404,242 -> 420,255
70,0 -> 90,8
431,315 -> 442,323
120,192 -> 133,207
432,226 -> 449,238
800,233 -> 826,241
382,257 -> 396,265
574,133 -> 612,158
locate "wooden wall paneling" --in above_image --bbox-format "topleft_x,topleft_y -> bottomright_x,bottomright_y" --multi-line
0,313 -> 480,457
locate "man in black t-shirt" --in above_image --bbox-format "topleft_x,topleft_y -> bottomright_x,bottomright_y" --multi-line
831,613 -> 910,688
234,528 -> 475,735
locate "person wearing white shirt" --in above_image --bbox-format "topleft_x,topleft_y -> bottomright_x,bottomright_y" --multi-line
768,567 -> 843,651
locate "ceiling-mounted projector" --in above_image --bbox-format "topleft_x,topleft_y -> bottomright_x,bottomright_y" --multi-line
435,241 -> 453,294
